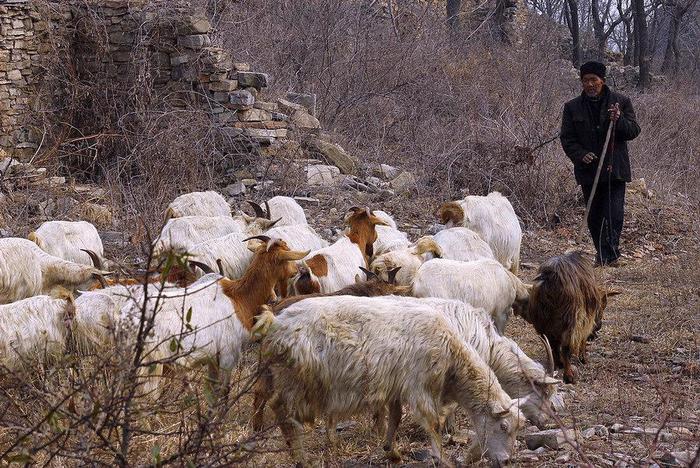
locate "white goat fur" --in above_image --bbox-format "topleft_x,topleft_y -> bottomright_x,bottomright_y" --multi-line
0,292 -> 74,370
412,258 -> 530,334
372,210 -> 410,256
29,220 -> 105,266
267,196 -> 308,226
448,192 -> 522,273
165,190 -> 231,218
0,238 -> 103,304
265,224 -> 329,252
255,295 -> 523,465
297,236 -> 366,293
188,232 -> 253,279
432,227 -> 495,262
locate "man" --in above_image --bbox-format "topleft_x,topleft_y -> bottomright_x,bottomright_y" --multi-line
560,61 -> 641,266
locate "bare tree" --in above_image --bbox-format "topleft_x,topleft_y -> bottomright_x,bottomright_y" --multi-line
591,0 -> 630,59
447,0 -> 462,30
661,0 -> 700,73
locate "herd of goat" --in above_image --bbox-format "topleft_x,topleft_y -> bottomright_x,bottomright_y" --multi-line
0,190 -> 616,466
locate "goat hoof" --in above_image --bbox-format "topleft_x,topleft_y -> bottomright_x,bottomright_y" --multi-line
384,447 -> 402,462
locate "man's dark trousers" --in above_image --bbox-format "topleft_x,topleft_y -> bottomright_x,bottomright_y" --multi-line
582,179 -> 625,264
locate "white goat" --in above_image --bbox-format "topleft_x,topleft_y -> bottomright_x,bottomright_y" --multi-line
186,231 -> 254,280
0,288 -> 75,370
290,208 -> 387,295
28,220 -> 105,267
153,215 -> 278,258
438,191 -> 522,273
265,196 -> 308,226
265,224 -> 329,252
412,258 -> 530,334
389,296 -> 560,428
252,296 -> 524,466
432,226 -> 496,262
371,210 -> 411,256
0,238 -> 107,304
165,190 -> 231,218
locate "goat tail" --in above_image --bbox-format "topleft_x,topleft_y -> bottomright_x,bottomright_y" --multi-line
252,305 -> 276,341
27,231 -> 41,247
163,207 -> 176,222
415,236 -> 443,258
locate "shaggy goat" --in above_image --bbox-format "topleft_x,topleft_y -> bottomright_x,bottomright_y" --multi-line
518,251 -> 614,384
0,238 -> 109,304
28,220 -> 106,267
265,224 -> 329,252
432,226 -> 496,262
252,296 -> 524,466
438,191 -> 522,273
290,207 -> 388,295
0,288 -> 75,370
370,237 -> 442,286
165,190 -> 231,218
411,258 -> 530,334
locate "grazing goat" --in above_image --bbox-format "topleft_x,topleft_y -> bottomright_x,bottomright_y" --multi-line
28,220 -> 106,267
432,226 -> 496,262
0,238 -> 109,304
412,258 -> 530,334
165,190 -> 231,218
371,210 -> 411,256
370,237 -> 442,286
252,296 -> 524,467
0,288 -> 75,370
438,191 -> 522,273
518,251 -> 614,384
119,237 -> 308,395
153,215 -> 278,258
248,196 -> 307,226
291,207 -> 387,294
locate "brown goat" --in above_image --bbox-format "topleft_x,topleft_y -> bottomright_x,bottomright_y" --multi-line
518,251 -> 616,384
251,266 -> 409,431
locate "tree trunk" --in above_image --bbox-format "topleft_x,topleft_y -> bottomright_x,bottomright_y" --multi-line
591,0 -> 606,60
447,0 -> 462,30
565,0 -> 582,66
632,0 -> 651,89
661,5 -> 681,73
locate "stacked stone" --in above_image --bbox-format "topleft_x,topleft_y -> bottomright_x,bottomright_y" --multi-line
0,0 -> 48,159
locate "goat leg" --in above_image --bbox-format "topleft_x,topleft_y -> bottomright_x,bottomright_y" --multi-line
383,399 -> 403,461
251,368 -> 273,431
272,395 -> 306,467
561,345 -> 577,384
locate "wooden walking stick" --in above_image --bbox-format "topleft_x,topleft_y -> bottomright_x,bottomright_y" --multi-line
577,119 -> 616,244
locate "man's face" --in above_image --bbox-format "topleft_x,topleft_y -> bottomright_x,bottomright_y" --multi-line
581,74 -> 605,97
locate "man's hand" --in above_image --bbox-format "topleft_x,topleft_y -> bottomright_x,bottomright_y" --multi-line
582,152 -> 598,164
608,102 -> 621,123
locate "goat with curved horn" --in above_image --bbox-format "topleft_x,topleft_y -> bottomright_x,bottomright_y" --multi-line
189,260 -> 216,275
80,249 -> 102,270
246,200 -> 266,219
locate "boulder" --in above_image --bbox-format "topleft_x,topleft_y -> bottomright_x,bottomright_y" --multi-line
390,171 -> 417,192
305,138 -> 358,174
306,164 -> 339,186
290,110 -> 321,129
237,71 -> 269,89
524,429 -> 577,450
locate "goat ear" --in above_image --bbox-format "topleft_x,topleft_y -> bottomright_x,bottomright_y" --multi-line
279,249 -> 310,261
537,376 -> 561,386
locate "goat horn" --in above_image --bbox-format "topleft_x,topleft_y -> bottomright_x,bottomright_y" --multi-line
358,266 -> 377,280
81,249 -> 102,270
246,200 -> 266,218
268,217 -> 282,229
539,334 -> 555,376
216,258 -> 225,276
242,235 -> 272,243
387,266 -> 402,284
188,260 -> 215,275
264,200 -> 272,220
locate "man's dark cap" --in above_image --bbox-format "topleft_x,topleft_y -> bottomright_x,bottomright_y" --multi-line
580,61 -> 606,80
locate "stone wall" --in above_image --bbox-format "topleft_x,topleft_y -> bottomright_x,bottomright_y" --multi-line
0,0 -> 47,159
0,0 -> 322,160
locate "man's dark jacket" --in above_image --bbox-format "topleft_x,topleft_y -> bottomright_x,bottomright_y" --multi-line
560,85 -> 641,185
